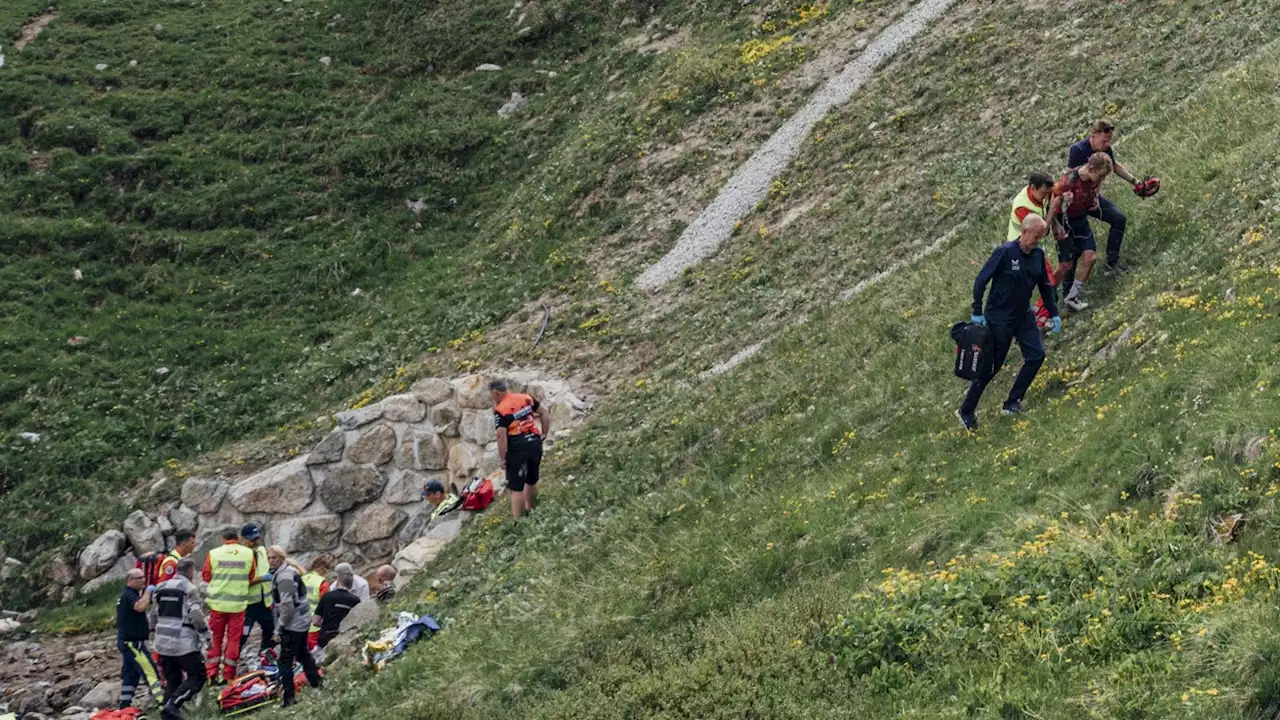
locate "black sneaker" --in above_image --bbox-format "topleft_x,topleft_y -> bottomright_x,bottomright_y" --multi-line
1001,400 -> 1024,416
1104,260 -> 1131,275
955,409 -> 979,432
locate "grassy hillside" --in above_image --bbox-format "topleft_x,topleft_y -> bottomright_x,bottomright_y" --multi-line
0,0 -> 872,581
227,2 -> 1280,718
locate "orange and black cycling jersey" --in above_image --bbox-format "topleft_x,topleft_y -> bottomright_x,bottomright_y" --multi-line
494,393 -> 542,438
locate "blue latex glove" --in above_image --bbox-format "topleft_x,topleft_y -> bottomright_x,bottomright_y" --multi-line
259,572 -> 274,583
970,314 -> 986,327
145,585 -> 156,594
1050,316 -> 1062,335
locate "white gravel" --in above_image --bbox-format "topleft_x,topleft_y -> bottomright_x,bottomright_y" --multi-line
635,0 -> 958,291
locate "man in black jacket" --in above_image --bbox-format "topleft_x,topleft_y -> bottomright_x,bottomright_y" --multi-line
957,215 -> 1061,431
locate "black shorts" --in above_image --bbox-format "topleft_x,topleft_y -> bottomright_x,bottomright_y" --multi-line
1058,215 -> 1097,262
505,436 -> 543,492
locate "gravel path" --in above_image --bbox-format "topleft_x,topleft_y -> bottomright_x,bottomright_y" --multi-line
635,0 -> 958,291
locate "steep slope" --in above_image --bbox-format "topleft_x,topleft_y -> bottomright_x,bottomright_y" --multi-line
237,3 -> 1280,719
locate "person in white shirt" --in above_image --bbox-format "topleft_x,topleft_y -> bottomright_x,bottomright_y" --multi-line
334,562 -> 370,601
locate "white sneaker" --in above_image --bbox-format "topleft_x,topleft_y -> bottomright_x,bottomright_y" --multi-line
1065,296 -> 1089,312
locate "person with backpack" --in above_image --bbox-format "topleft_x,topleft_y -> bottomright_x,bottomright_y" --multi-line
148,559 -> 208,720
957,215 -> 1061,431
201,527 -> 257,683
267,546 -> 323,708
115,569 -> 165,710
491,379 -> 552,519
155,532 -> 196,585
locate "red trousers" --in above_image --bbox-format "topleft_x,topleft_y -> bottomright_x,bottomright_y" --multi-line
205,610 -> 245,681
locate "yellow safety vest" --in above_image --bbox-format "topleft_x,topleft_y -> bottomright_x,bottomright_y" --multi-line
206,544 -> 252,613
247,545 -> 272,608
302,572 -> 326,633
1007,185 -> 1047,241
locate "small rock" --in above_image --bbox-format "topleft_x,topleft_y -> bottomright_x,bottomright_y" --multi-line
73,651 -> 95,663
60,586 -> 77,604
405,198 -> 426,215
128,60 -> 138,68
77,681 -> 116,710
498,91 -> 527,118
66,336 -> 88,347
72,268 -> 83,281
319,56 -> 332,67
78,530 -> 126,580
154,23 -> 165,32
475,63 -> 502,71
0,618 -> 20,633
155,367 -> 170,376
350,288 -> 363,297
94,63 -> 107,71
19,432 -> 41,442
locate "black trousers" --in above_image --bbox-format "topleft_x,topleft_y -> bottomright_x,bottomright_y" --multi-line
278,629 -> 322,705
241,601 -> 276,657
160,652 -> 206,719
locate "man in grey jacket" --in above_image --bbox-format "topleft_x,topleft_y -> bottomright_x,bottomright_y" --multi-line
268,546 -> 323,707
148,559 -> 208,720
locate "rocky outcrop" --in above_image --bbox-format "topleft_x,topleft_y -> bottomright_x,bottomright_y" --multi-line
343,504 -> 407,545
319,464 -> 385,512
122,510 -> 164,555
306,427 -> 346,465
227,458 -> 313,514
63,369 -> 589,598
78,531 -> 125,580
274,515 -> 342,553
347,424 -> 396,465
82,554 -> 137,593
179,478 -> 228,513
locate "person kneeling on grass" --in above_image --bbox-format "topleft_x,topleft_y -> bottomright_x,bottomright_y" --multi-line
957,215 -> 1061,431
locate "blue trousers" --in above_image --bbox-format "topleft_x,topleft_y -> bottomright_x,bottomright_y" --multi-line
118,638 -> 164,708
1089,195 -> 1128,265
960,312 -> 1044,415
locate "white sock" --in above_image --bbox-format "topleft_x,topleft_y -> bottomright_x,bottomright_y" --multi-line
1067,280 -> 1085,301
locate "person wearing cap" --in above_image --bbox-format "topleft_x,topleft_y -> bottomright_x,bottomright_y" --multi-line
201,526 -> 258,683
491,379 -> 552,519
238,523 -> 276,669
421,479 -> 461,524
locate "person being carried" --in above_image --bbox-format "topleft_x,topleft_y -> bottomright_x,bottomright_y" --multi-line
957,215 -> 1061,431
149,559 -> 208,720
115,569 -> 165,710
267,546 -> 323,708
1067,120 -> 1154,275
1050,152 -> 1113,312
491,379 -> 552,519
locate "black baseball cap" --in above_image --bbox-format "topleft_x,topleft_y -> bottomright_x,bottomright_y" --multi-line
240,522 -> 263,541
421,480 -> 446,497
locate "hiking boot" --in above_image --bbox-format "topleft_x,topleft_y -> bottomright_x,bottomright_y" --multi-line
1001,400 -> 1024,416
955,409 -> 979,432
1064,296 -> 1089,312
1104,260 -> 1131,275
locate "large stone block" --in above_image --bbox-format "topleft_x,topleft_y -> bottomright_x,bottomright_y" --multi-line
479,443 -> 502,477
122,510 -> 165,555
453,374 -> 492,409
355,538 -> 399,563
273,515 -> 342,553
460,409 -> 495,445
447,443 -> 481,482
78,530 -> 126,580
384,469 -> 443,505
336,404 -> 383,431
82,554 -> 137,593
343,504 -> 407,545
347,424 -> 396,465
306,427 -> 346,465
380,393 -> 426,423
192,523 -> 240,569
168,505 -> 198,534
398,429 -> 447,471
410,377 -> 454,406
319,464 -> 385,513
429,402 -> 461,437
179,478 -> 228,514
227,458 -> 313,514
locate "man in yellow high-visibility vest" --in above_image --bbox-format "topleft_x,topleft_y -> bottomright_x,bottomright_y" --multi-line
301,555 -> 332,652
238,523 -> 276,666
201,527 -> 257,683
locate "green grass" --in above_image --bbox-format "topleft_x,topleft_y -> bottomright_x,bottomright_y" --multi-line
34,583 -> 120,636
227,4 -> 1280,718
0,0 -> 875,597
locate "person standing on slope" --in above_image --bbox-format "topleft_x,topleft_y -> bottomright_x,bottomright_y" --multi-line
238,523 -> 275,669
1009,171 -> 1063,330
957,215 -> 1061,431
1067,120 -> 1149,275
149,559 -> 208,720
491,379 -> 552,519
1050,153 -> 1113,312
201,527 -> 256,683
267,547 -> 323,708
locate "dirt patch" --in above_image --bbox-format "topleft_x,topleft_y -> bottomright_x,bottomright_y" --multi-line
15,10 -> 58,52
27,152 -> 51,173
